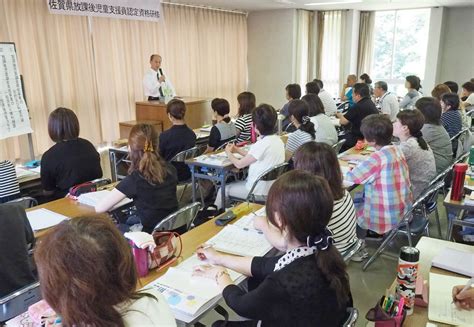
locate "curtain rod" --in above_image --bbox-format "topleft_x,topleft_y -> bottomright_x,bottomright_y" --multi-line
162,1 -> 248,16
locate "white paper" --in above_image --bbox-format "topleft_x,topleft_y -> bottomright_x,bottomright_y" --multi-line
428,273 -> 474,326
0,44 -> 33,140
207,224 -> 272,257
77,190 -> 132,210
26,208 -> 69,231
15,167 -> 38,178
432,248 -> 474,277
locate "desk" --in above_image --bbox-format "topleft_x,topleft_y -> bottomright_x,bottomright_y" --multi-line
443,190 -> 474,240
389,236 -> 473,327
136,97 -> 212,131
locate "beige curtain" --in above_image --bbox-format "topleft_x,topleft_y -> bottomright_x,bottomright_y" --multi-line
295,10 -> 311,87
315,12 -> 325,79
357,11 -> 375,76
0,0 -> 247,159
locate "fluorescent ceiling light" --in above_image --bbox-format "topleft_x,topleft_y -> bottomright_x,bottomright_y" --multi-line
305,0 -> 363,6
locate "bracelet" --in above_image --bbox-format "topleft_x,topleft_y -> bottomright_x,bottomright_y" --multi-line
215,270 -> 230,283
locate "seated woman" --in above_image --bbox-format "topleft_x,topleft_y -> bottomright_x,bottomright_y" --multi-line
207,98 -> 237,152
215,104 -> 285,209
285,100 -> 316,161
293,142 -> 358,253
359,73 -> 373,96
416,97 -> 453,174
159,99 -> 196,182
0,160 -> 21,203
0,203 -> 36,297
440,93 -> 463,155
431,83 -> 451,101
34,216 -> 176,326
302,94 -> 338,145
400,75 -> 422,110
195,171 -> 353,326
96,124 -> 178,233
41,107 -> 102,200
393,109 -> 437,198
235,92 -> 256,143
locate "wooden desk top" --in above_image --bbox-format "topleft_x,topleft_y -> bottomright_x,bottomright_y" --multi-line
394,237 -> 474,327
136,97 -> 210,106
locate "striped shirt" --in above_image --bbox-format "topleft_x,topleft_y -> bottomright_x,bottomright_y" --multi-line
286,129 -> 314,153
0,160 -> 20,199
441,109 -> 462,138
328,190 -> 358,253
235,114 -> 252,143
346,145 -> 413,234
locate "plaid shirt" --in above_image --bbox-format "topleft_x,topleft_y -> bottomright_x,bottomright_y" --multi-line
346,145 -> 413,234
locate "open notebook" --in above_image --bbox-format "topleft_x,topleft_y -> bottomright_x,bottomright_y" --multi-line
149,255 -> 244,322
432,248 -> 474,277
77,190 -> 132,211
428,273 -> 474,326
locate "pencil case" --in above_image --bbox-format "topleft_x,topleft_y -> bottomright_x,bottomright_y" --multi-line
366,296 -> 406,327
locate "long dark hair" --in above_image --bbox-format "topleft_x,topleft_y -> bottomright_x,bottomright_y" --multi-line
294,142 -> 344,200
396,109 -> 429,150
237,92 -> 256,117
128,123 -> 167,184
288,100 -> 316,139
48,107 -> 80,142
301,94 -> 325,116
35,216 -> 155,327
266,171 -> 350,308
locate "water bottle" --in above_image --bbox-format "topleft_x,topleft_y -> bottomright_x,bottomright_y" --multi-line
396,246 -> 420,315
450,163 -> 468,201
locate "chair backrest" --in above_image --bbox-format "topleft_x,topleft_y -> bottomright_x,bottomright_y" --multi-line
6,196 -> 37,209
170,147 -> 198,163
337,101 -> 350,113
152,202 -> 201,232
342,307 -> 359,327
341,239 -> 364,263
196,144 -> 208,156
215,138 -> 236,152
332,139 -> 346,154
402,181 -> 445,225
0,282 -> 41,323
246,163 -> 289,202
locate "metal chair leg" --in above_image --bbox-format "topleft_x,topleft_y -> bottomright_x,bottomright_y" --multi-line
362,229 -> 398,271
434,207 -> 442,238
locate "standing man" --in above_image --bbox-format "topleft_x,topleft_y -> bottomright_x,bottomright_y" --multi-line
374,81 -> 399,122
143,54 -> 176,100
336,83 -> 379,152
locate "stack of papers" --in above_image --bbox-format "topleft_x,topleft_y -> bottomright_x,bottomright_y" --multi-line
149,255 -> 243,322
26,209 -> 69,231
193,153 -> 243,166
15,167 -> 38,179
200,126 -> 212,132
428,273 -> 474,325
432,248 -> 474,277
77,190 -> 132,211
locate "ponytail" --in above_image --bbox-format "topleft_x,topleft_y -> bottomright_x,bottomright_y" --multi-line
315,247 -> 351,309
299,116 -> 316,140
137,148 -> 167,184
413,131 -> 429,151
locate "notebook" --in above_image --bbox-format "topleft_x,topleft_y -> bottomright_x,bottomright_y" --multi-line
428,273 -> 474,326
206,224 -> 272,257
193,152 -> 243,166
15,167 -> 38,179
149,255 -> 243,322
432,248 -> 474,277
77,190 -> 132,211
26,209 -> 69,231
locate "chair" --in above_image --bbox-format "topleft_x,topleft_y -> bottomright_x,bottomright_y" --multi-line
0,282 -> 41,323
152,202 -> 201,232
341,239 -> 364,263
450,127 -> 470,159
215,138 -> 236,152
7,196 -> 37,209
342,307 -> 359,327
337,101 -> 350,113
332,139 -> 346,154
230,163 -> 289,205
362,181 -> 445,271
171,147 -> 199,202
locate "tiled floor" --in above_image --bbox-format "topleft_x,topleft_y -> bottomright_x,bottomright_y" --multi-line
194,195 -> 451,327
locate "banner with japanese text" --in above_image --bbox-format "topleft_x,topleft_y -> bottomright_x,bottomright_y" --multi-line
0,43 -> 32,140
47,0 -> 162,21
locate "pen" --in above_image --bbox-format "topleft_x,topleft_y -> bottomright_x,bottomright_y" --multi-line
452,277 -> 473,304
197,244 -> 213,260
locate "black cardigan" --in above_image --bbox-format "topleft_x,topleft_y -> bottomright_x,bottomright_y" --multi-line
222,255 -> 352,327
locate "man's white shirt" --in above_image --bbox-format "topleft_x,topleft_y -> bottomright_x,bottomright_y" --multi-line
318,89 -> 338,116
378,91 -> 399,121
143,68 -> 176,98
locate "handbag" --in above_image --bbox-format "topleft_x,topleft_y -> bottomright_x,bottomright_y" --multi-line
366,296 -> 406,327
149,231 -> 183,270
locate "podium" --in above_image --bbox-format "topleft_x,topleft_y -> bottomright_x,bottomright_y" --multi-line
135,97 -> 212,131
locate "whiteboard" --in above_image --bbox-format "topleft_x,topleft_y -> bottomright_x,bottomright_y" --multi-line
0,43 -> 32,140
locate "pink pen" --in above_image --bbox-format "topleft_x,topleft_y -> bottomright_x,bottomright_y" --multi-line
397,297 -> 405,316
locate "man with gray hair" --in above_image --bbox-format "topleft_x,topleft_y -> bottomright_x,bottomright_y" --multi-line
374,81 -> 399,121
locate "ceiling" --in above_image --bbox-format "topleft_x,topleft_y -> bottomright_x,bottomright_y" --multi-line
163,0 -> 474,12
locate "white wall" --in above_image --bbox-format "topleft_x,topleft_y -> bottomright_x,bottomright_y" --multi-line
423,7 -> 444,93
247,9 -> 297,109
437,6 -> 474,86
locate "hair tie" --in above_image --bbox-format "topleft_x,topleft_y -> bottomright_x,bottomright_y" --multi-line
306,227 -> 333,251
144,139 -> 154,152
302,116 -> 310,125
413,131 -> 423,138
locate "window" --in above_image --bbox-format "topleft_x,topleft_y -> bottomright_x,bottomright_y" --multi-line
371,9 -> 431,96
